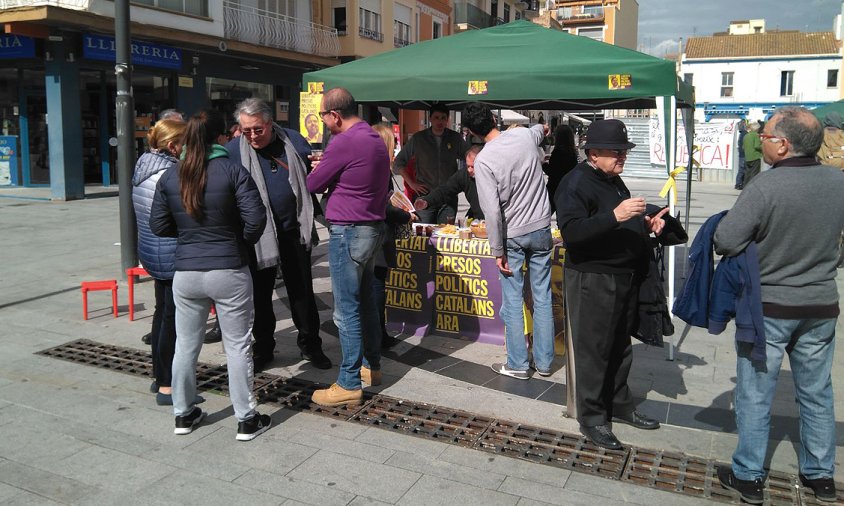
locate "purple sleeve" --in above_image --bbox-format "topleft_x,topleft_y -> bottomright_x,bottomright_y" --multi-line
306,142 -> 345,193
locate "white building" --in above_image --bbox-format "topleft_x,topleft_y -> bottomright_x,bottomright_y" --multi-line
680,23 -> 842,123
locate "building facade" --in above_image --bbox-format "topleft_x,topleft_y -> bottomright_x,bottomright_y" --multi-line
548,0 -> 638,50
681,22 -> 842,123
0,0 -> 339,199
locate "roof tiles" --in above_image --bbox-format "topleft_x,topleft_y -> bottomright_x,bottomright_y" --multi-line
685,31 -> 840,59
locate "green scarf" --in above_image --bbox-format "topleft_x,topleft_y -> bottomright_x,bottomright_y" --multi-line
179,144 -> 229,161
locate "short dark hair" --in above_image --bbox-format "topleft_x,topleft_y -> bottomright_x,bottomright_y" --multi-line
770,106 -> 823,157
462,103 -> 495,138
429,103 -> 449,116
323,87 -> 357,118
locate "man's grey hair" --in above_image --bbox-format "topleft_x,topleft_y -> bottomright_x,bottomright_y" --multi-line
770,106 -> 823,157
234,98 -> 273,124
159,109 -> 184,121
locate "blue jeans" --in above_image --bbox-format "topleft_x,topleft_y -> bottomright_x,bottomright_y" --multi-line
329,223 -> 385,390
499,226 -> 555,372
732,317 -> 837,480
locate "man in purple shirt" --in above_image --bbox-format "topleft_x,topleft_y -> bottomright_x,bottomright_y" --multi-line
306,87 -> 390,407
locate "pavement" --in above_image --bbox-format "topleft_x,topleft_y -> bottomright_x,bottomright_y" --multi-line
0,177 -> 842,505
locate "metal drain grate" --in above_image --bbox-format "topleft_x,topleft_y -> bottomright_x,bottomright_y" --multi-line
351,396 -> 492,447
478,419 -> 627,478
37,339 -> 844,505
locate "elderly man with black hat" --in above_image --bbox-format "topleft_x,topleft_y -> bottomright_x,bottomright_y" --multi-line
554,119 -> 668,450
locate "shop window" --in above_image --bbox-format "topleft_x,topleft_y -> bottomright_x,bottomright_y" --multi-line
780,70 -> 794,96
720,72 -> 734,97
207,77 -> 273,123
130,0 -> 209,17
359,6 -> 382,42
828,69 -> 839,88
433,20 -> 442,39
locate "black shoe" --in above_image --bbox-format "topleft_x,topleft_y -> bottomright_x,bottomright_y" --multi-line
141,332 -> 152,345
381,334 -> 399,350
611,411 -> 660,430
301,348 -> 332,369
734,185 -> 743,190
717,465 -> 763,505
236,413 -> 272,441
204,325 -> 222,344
252,352 -> 273,372
149,380 -> 158,393
174,407 -> 205,435
580,424 -> 623,450
799,473 -> 837,502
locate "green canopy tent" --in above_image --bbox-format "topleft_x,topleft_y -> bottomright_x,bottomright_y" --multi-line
302,20 -> 693,111
303,20 -> 696,371
812,99 -> 844,122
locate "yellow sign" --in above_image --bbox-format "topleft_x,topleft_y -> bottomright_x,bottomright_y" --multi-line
177,76 -> 193,88
608,74 -> 632,90
467,80 -> 488,95
299,92 -> 323,145
307,82 -> 324,94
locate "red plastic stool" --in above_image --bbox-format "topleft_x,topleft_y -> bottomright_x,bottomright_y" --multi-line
126,266 -> 149,321
81,280 -> 118,320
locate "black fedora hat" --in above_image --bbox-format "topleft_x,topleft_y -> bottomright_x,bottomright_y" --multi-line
583,119 -> 636,150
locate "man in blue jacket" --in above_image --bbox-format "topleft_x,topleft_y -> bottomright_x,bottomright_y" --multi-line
714,106 -> 844,504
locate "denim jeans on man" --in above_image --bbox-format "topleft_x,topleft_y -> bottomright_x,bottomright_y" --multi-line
329,222 -> 385,390
732,317 -> 837,481
499,226 -> 555,372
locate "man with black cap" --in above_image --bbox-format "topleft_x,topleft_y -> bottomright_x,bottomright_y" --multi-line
554,119 -> 667,450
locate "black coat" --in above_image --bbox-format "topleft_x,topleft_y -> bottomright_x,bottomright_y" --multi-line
419,167 -> 484,220
150,155 -> 267,271
543,147 -> 578,212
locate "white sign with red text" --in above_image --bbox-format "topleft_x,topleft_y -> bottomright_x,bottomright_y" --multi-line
649,117 -> 737,170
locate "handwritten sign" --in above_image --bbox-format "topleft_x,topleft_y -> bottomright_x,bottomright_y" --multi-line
649,117 -> 737,170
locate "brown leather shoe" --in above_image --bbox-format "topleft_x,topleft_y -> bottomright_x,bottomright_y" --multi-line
311,383 -> 363,407
361,366 -> 382,386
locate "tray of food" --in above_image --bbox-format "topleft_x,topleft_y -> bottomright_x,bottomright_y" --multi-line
433,224 -> 459,237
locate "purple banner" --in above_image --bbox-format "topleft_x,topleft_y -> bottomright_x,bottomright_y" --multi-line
431,236 -> 505,345
385,234 -> 566,351
385,235 -> 433,336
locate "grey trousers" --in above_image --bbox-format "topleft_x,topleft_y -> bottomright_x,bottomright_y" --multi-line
172,267 -> 257,422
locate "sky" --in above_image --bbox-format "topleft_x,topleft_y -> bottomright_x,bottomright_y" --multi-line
637,0 -> 844,56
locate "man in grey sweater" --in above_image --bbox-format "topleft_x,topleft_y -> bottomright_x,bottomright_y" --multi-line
714,106 -> 844,504
463,103 -> 554,380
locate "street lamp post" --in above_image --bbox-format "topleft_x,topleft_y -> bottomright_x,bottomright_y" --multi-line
115,0 -> 137,278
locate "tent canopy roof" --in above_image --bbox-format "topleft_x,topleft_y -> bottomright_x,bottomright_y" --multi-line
303,21 -> 693,111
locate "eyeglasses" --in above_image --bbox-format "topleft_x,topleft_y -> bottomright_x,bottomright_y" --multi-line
241,127 -> 266,137
759,133 -> 785,143
605,149 -> 630,158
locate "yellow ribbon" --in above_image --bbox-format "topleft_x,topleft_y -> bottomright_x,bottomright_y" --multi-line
659,145 -> 701,205
659,167 -> 686,205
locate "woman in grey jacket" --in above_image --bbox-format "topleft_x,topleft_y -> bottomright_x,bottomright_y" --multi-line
132,119 -> 185,406
150,109 -> 271,441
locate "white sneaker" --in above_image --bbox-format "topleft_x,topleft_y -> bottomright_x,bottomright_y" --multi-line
490,362 -> 529,380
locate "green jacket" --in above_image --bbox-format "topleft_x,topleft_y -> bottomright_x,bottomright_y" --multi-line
743,131 -> 762,162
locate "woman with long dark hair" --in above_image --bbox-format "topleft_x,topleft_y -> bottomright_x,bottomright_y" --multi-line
544,124 -> 579,212
150,109 -> 270,441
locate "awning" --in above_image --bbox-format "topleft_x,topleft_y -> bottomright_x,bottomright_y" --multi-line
496,109 -> 529,124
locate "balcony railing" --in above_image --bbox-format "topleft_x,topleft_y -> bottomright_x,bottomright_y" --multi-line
223,1 -> 339,57
0,0 -> 89,7
453,1 -> 497,29
556,5 -> 604,21
358,26 -> 383,42
393,36 -> 410,48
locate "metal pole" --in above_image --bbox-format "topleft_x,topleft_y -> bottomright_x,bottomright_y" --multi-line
115,0 -> 137,279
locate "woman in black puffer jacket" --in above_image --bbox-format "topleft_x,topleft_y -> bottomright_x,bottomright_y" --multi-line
150,109 -> 271,441
132,119 -> 185,406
